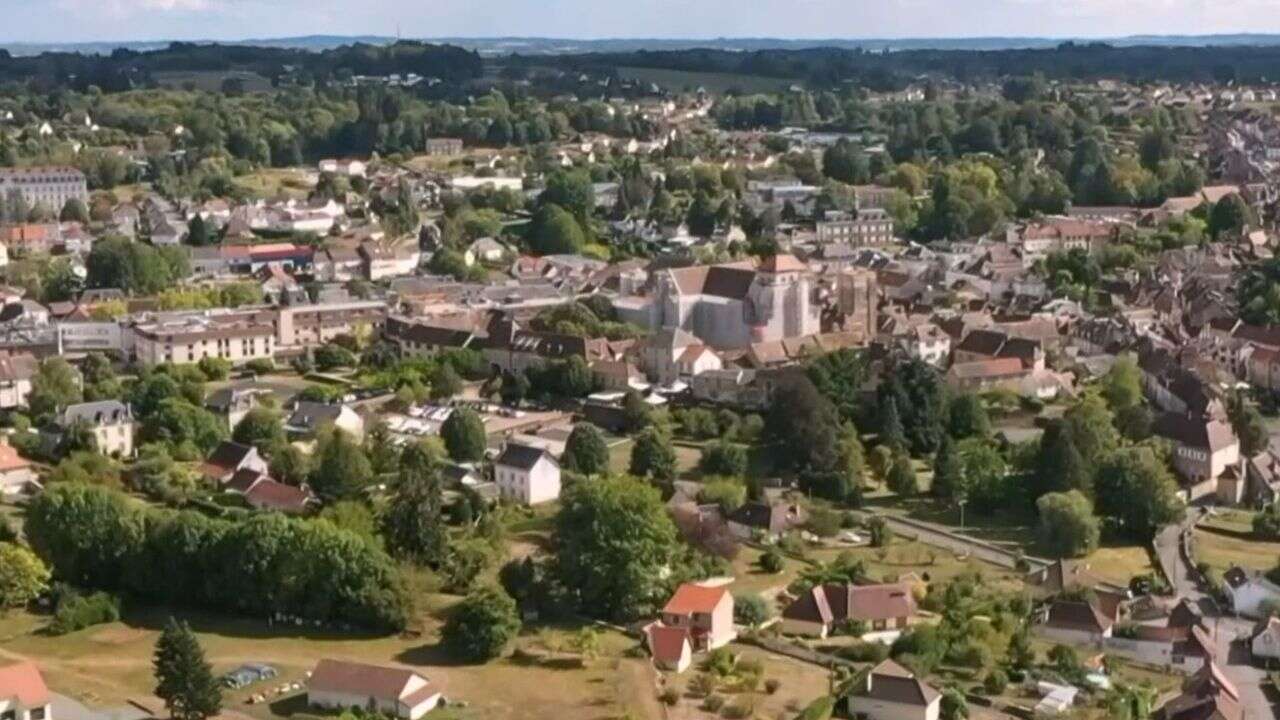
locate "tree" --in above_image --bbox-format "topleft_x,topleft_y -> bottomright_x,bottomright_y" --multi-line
539,169 -> 595,224
307,427 -> 373,499
1008,628 -> 1035,669
1034,421 -> 1090,499
529,204 -> 586,255
381,443 -> 448,566
140,399 -> 228,456
441,585 -> 522,663
29,357 -> 83,420
1229,393 -> 1269,457
60,197 -> 89,224
886,454 -> 919,497
554,477 -> 683,621
931,435 -> 965,502
629,427 -> 677,481
430,363 -> 463,401
700,478 -> 748,512
948,394 -> 990,439
622,390 -> 653,432
231,408 -> 286,455
186,215 -> 211,246
153,618 -> 222,720
767,375 -> 845,480
1094,447 -> 1183,541
1101,355 -> 1143,411
441,408 -> 486,463
700,440 -> 748,477
0,542 -> 50,610
562,422 -> 609,476
1036,491 -> 1100,558
1209,193 -> 1253,238
734,593 -> 770,627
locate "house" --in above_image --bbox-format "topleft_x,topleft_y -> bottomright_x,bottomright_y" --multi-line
1222,566 -> 1280,618
781,583 -> 916,638
467,237 -> 508,263
0,439 -> 37,497
1252,617 -> 1280,665
0,352 -> 38,410
493,443 -> 561,506
1151,413 -> 1240,501
286,402 -> 364,439
847,659 -> 941,720
726,501 -> 805,539
0,661 -> 52,720
307,659 -> 441,720
200,441 -> 270,484
644,624 -> 693,673
52,400 -> 134,457
1153,661 -> 1241,720
644,583 -> 735,673
1035,599 -> 1115,646
205,388 -> 260,433
225,470 -> 317,514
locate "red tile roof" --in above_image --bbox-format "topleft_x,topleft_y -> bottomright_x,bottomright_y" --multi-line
645,624 -> 691,665
663,583 -> 729,616
0,661 -> 51,707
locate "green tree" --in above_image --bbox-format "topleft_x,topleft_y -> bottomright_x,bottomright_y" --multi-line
153,618 -> 223,720
1036,490 -> 1100,558
529,203 -> 586,255
307,427 -> 373,499
1094,447 -> 1183,541
629,427 -> 677,481
60,197 -> 90,224
430,363 -> 463,401
733,593 -> 770,627
441,408 -> 486,462
1034,421 -> 1090,498
186,215 -> 211,246
1208,193 -> 1253,238
948,394 -> 990,439
381,443 -> 448,566
886,454 -> 919,497
700,440 -> 748,477
29,357 -> 83,421
539,170 -> 595,224
231,408 -> 286,455
931,435 -> 965,502
700,478 -> 748,512
940,688 -> 969,720
1101,355 -> 1143,411
441,585 -> 522,663
562,422 -> 609,476
554,477 -> 682,621
0,542 -> 51,610
1229,393 -> 1269,457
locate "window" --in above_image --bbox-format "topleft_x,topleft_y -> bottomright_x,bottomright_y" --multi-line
31,707 -> 46,720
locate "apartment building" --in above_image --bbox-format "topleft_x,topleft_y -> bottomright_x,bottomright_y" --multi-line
131,316 -> 275,366
816,209 -> 895,245
0,166 -> 88,213
277,300 -> 387,348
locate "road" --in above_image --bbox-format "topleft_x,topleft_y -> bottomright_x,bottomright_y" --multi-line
854,512 -> 1049,571
1154,509 -> 1276,719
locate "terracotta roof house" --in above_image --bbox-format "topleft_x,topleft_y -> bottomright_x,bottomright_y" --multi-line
224,470 -> 316,515
781,583 -> 916,638
0,660 -> 51,720
847,659 -> 941,720
1155,661 -> 1242,720
0,439 -> 36,497
307,659 -> 441,720
644,582 -> 736,673
644,624 -> 693,673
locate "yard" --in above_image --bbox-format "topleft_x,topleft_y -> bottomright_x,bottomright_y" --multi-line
232,168 -> 314,200
0,607 -> 661,720
1193,510 -> 1280,576
660,644 -> 830,720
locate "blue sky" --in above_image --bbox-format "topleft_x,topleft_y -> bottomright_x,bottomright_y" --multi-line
4,0 -> 1280,43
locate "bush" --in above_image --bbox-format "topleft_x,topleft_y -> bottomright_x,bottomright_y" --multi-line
765,679 -> 781,695
759,549 -> 785,574
982,669 -> 1008,695
244,359 -> 275,375
807,508 -> 842,538
701,695 -> 725,712
838,641 -> 889,663
197,356 -> 231,381
721,701 -> 752,719
659,688 -> 679,706
793,696 -> 835,720
48,591 -> 121,635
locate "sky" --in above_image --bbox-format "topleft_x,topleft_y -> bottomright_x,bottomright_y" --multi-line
6,0 -> 1280,43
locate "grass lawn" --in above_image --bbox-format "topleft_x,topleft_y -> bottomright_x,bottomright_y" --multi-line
0,607 -> 659,720
233,168 -> 313,199
662,643 -> 830,720
1193,524 -> 1280,575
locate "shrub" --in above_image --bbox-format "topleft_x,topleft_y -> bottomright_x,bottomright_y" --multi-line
701,695 -> 725,712
659,688 -> 679,706
793,697 -> 835,720
759,549 -> 785,574
721,701 -> 752,719
764,679 -> 781,695
838,642 -> 889,663
48,591 -> 121,635
983,670 -> 1008,695
244,359 -> 275,375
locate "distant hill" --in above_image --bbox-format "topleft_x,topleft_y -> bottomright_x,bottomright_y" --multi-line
11,33 -> 1280,57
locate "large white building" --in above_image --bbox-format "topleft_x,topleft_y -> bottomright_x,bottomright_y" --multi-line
493,442 -> 561,506
0,166 -> 88,214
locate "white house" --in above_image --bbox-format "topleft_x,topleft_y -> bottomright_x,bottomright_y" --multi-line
307,659 -> 440,720
1223,566 -> 1280,618
1252,617 -> 1280,663
318,159 -> 367,178
493,443 -> 561,506
0,661 -> 52,720
54,401 -> 135,457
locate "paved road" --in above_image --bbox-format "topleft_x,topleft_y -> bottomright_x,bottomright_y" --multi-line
854,512 -> 1049,571
1154,509 -> 1276,719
